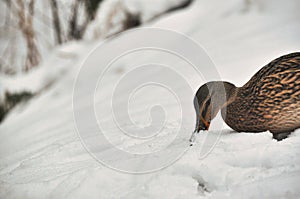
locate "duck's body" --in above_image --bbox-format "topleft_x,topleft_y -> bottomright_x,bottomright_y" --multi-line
193,52 -> 300,140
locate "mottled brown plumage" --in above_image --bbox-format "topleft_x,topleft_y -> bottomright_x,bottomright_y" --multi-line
193,52 -> 300,140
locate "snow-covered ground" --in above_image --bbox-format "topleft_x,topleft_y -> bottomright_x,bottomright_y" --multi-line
1,0 -> 300,198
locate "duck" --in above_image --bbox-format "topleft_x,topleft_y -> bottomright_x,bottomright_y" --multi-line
192,52 -> 300,141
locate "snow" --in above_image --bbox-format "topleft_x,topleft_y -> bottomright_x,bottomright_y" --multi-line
0,42 -> 86,102
1,0 -> 300,198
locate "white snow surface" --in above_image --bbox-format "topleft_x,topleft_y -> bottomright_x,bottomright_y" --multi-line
1,0 -> 300,198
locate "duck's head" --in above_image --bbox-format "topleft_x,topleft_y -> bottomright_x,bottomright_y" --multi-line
193,81 -> 236,132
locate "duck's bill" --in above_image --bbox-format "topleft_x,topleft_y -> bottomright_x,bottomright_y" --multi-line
189,130 -> 199,146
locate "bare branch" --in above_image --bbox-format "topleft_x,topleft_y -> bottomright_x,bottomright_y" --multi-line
15,0 -> 41,72
49,0 -> 63,44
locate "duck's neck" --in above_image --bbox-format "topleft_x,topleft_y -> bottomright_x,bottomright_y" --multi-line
208,81 -> 238,121
220,84 -> 239,121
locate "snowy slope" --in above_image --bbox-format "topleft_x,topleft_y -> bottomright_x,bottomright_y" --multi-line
1,0 -> 300,198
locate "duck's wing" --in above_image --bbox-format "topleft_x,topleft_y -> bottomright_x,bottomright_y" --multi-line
243,52 -> 300,96
246,53 -> 300,116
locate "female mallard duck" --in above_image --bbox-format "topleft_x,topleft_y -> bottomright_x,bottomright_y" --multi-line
193,52 -> 300,141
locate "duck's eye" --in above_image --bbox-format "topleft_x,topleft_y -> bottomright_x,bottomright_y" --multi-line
202,98 -> 211,118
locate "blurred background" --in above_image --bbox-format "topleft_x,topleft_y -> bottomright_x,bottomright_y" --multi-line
0,0 -> 193,122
